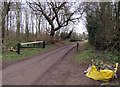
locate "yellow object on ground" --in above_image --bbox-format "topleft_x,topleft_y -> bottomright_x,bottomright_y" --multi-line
86,63 -> 118,81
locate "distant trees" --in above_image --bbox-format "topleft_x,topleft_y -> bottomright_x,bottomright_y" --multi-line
28,1 -> 82,43
0,0 -> 87,50
0,1 -> 84,49
1,2 -> 10,49
85,2 -> 120,54
16,2 -> 21,41
25,10 -> 29,40
1,0 -> 119,56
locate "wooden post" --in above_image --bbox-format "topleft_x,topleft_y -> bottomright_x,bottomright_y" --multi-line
38,43 -> 41,48
77,42 -> 79,52
33,43 -> 35,48
17,43 -> 21,54
43,41 -> 45,49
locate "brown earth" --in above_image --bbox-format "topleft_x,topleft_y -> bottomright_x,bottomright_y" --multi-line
35,44 -> 101,85
35,43 -> 120,85
2,43 -> 76,85
2,42 -> 119,85
2,42 -> 67,69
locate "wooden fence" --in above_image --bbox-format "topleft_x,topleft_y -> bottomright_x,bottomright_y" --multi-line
17,41 -> 45,54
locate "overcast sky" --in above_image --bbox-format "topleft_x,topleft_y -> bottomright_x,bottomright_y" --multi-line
75,16 -> 87,34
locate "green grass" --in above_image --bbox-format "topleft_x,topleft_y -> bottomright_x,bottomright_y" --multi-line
74,42 -> 120,86
75,49 -> 95,61
0,54 -> 2,61
60,39 -> 71,44
3,44 -> 53,61
74,42 -> 120,63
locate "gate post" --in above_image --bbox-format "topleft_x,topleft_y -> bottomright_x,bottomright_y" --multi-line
77,42 -> 79,52
17,43 -> 21,54
43,41 -> 45,49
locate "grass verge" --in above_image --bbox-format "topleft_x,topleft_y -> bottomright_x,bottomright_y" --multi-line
0,54 -> 2,61
74,42 -> 120,85
74,42 -> 120,64
3,44 -> 53,61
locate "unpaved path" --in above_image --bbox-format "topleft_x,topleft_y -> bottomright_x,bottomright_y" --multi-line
2,42 -> 68,69
35,43 -> 119,85
2,43 -> 76,85
35,44 -> 100,85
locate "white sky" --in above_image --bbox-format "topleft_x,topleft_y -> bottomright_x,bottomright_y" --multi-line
76,22 -> 86,34
74,12 -> 87,34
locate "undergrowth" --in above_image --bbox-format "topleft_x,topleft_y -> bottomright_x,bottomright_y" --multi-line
75,42 -> 120,64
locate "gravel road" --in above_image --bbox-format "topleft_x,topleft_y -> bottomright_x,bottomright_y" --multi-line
2,43 -> 76,85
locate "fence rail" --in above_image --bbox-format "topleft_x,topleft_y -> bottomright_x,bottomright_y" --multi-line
17,41 -> 45,54
20,41 -> 44,45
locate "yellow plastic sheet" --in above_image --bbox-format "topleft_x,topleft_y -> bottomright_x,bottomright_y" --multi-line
86,63 -> 118,81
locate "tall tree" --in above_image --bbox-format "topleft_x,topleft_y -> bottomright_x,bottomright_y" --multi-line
85,2 -> 120,53
16,2 -> 21,41
31,12 -> 34,34
1,2 -> 10,49
28,1 -> 82,43
25,10 -> 29,40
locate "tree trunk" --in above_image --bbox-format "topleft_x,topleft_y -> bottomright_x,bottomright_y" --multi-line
16,2 -> 20,41
25,11 -> 29,41
1,2 -> 10,51
38,19 -> 41,34
31,13 -> 34,34
50,29 -> 55,44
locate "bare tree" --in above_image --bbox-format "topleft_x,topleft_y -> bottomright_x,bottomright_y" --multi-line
16,2 -> 21,41
1,2 -> 10,49
27,1 -> 82,43
31,12 -> 34,34
25,10 -> 29,40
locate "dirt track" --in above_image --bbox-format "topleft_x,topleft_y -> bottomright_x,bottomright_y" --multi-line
2,43 -> 76,85
2,42 -> 119,85
35,43 -> 100,85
